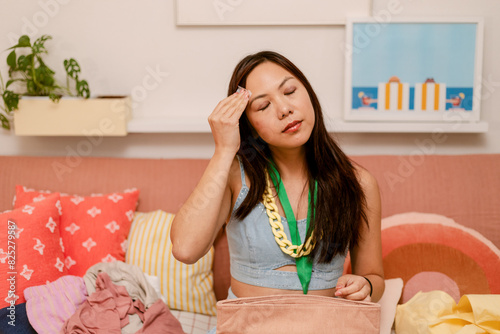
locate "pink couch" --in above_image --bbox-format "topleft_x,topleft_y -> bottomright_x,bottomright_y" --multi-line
2,154 -> 499,304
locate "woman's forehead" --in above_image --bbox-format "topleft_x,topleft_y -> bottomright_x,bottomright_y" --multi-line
246,62 -> 296,90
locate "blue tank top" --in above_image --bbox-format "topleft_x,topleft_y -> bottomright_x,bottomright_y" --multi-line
226,158 -> 346,290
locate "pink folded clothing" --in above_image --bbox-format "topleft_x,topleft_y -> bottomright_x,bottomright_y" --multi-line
61,272 -> 184,334
24,275 -> 88,334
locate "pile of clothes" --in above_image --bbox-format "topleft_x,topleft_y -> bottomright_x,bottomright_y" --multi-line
23,261 -> 185,334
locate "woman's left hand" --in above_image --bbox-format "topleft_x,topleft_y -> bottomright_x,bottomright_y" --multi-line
334,274 -> 372,302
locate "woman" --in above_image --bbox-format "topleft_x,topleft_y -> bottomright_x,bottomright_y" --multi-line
170,51 -> 384,313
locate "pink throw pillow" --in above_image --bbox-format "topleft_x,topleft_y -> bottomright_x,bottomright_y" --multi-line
14,186 -> 139,277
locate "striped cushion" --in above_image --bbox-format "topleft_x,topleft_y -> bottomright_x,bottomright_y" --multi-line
126,210 -> 216,316
24,275 -> 88,334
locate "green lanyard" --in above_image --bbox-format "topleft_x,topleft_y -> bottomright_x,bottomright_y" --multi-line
268,163 -> 317,294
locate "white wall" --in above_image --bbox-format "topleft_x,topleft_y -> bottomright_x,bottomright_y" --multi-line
0,0 -> 498,159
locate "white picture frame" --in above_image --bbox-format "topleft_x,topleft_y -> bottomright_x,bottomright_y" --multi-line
344,17 -> 484,122
175,0 -> 372,26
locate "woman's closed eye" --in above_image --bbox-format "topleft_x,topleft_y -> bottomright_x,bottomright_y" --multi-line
258,102 -> 270,111
257,89 -> 296,111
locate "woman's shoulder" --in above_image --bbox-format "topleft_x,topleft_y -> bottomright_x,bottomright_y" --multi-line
353,163 -> 379,193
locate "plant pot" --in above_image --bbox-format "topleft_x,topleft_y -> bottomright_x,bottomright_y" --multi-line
13,96 -> 132,136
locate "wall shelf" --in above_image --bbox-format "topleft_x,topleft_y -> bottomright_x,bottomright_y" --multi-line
128,118 -> 489,134
127,118 -> 210,133
330,120 -> 489,133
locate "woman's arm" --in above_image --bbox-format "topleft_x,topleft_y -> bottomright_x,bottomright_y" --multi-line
170,154 -> 234,264
170,90 -> 250,264
335,167 -> 385,302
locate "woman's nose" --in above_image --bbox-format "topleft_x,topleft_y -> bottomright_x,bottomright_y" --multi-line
277,99 -> 293,119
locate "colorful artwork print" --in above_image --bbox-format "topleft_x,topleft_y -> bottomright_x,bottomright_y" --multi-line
345,20 -> 482,122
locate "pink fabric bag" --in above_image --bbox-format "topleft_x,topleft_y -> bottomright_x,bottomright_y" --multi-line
216,294 -> 381,334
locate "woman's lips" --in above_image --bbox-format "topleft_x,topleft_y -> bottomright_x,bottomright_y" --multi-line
282,120 -> 302,133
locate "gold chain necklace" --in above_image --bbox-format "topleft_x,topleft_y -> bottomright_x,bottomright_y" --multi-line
262,172 -> 315,258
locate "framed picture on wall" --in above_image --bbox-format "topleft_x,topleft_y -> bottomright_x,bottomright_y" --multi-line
344,17 -> 484,122
176,0 -> 371,25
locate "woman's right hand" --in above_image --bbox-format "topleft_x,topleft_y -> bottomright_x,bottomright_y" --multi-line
172,89 -> 249,264
208,89 -> 250,157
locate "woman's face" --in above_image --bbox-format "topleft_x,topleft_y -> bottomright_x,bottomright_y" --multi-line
244,61 -> 315,151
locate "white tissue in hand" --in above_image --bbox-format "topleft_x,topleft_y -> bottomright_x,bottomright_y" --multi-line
236,86 -> 252,97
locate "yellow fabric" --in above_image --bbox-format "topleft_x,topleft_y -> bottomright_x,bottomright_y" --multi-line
395,291 -> 500,334
125,210 -> 217,316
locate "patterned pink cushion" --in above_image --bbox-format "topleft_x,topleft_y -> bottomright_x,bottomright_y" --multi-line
14,186 -> 139,277
0,194 -> 67,308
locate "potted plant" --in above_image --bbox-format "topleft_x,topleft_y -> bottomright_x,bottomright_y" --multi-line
0,35 -> 130,136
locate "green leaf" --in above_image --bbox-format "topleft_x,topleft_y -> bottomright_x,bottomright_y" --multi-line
0,113 -> 11,130
26,80 -> 36,95
5,79 -> 15,89
37,55 -> 46,66
18,35 -> 31,47
35,65 -> 56,87
32,35 -> 51,54
38,64 -> 55,76
2,90 -> 20,112
6,50 -> 16,69
64,58 -> 81,80
39,35 -> 52,44
7,35 -> 31,50
76,80 -> 90,98
49,92 -> 61,102
17,54 -> 31,72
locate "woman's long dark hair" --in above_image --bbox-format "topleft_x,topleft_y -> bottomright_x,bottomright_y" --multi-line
228,51 -> 368,263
